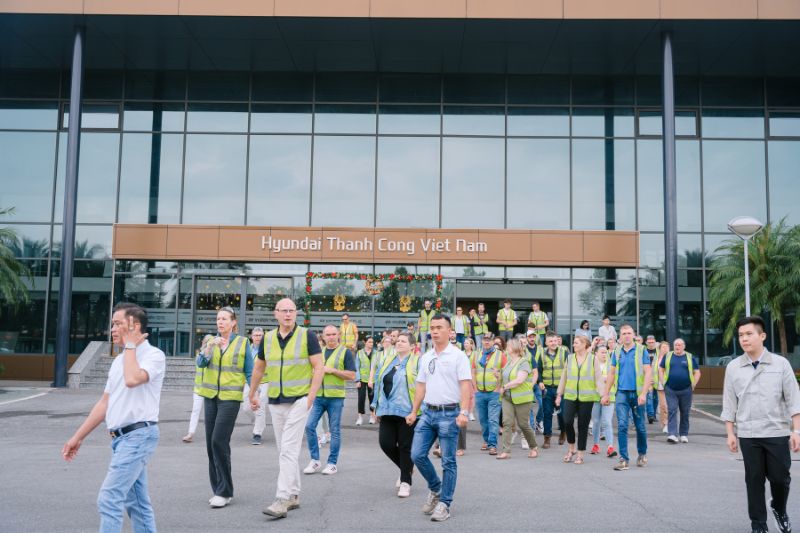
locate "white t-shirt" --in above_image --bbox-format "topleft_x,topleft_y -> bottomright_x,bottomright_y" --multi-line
416,343 -> 472,405
104,340 -> 166,430
598,324 -> 617,341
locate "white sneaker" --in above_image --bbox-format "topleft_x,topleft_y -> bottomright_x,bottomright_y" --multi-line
369,415 -> 376,425
537,422 -> 544,433
319,433 -> 330,446
303,460 -> 321,474
662,425 -> 668,434
667,435 -> 679,444
521,437 -> 530,450
209,495 -> 231,508
397,482 -> 411,498
680,436 -> 689,443
356,415 -> 363,426
321,464 -> 338,475
468,412 -> 476,421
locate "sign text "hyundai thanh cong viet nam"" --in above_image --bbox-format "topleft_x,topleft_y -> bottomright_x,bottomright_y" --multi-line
261,235 -> 488,255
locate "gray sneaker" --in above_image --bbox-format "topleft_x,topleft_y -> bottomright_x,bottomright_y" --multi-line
613,459 -> 629,471
636,454 -> 648,467
286,495 -> 300,511
263,499 -> 288,519
422,491 -> 440,514
251,434 -> 262,445
430,502 -> 450,522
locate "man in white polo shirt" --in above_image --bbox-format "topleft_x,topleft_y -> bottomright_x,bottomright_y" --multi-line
62,303 -> 165,532
407,314 -> 472,523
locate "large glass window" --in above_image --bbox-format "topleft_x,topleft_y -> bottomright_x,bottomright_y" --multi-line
379,74 -> 441,104
0,132 -> 57,222
252,72 -> 313,102
378,105 -> 440,135
247,135 -> 312,226
0,101 -> 58,130
573,77 -> 634,106
314,104 -> 376,134
507,139 -> 570,229
187,103 -> 248,132
311,136 -> 375,227
183,135 -> 247,224
702,109 -> 765,139
768,141 -> 800,225
441,138 -> 504,228
572,108 -> 634,137
572,139 -> 635,230
376,137 -> 439,228
118,133 -> 184,224
443,106 -> 504,136
507,76 -> 570,105
702,140 -> 767,232
507,107 -> 569,137
250,104 -> 312,133
443,75 -> 504,104
123,102 -> 185,132
769,111 -> 800,137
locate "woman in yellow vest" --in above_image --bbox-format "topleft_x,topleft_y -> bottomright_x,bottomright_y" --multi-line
339,313 -> 358,351
195,307 -> 253,507
183,334 -> 214,443
497,338 -> 539,459
371,332 -> 420,498
355,337 -> 376,426
555,336 -> 603,465
589,345 -> 617,458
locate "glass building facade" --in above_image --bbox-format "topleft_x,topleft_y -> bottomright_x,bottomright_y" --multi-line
2,67 -> 800,362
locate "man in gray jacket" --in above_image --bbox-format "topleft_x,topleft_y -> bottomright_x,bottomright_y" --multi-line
721,316 -> 800,533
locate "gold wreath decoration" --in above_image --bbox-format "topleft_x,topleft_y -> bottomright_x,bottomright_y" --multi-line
365,279 -> 385,295
332,293 -> 346,311
399,295 -> 412,312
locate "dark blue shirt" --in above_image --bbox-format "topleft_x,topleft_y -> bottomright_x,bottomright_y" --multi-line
659,353 -> 700,391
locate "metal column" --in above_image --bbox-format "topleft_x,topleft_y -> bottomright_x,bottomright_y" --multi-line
53,27 -> 85,387
661,32 -> 679,342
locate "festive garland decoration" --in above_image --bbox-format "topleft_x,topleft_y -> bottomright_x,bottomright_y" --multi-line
303,271 -> 443,326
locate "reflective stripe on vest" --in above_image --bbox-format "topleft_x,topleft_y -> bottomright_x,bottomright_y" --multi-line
357,349 -> 372,382
476,349 -> 503,392
563,353 -> 600,402
502,358 -> 534,404
265,327 -> 312,399
498,309 -> 516,331
419,309 -> 435,332
541,349 -> 566,387
321,345 -> 348,398
664,351 -> 696,387
377,353 -> 420,414
613,344 -> 646,396
197,335 -> 248,401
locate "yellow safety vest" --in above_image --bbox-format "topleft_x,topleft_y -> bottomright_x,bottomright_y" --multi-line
264,327 -> 312,399
419,309 -> 436,332
541,349 -> 566,387
563,353 -> 600,402
356,349 -> 372,383
377,353 -> 421,414
601,358 -> 617,402
454,315 -> 470,336
475,348 -> 503,392
320,345 -> 348,398
498,308 -> 517,332
649,351 -> 662,389
664,351 -> 696,387
466,350 -> 479,369
196,335 -> 249,401
472,313 -> 489,335
502,358 -> 534,404
339,323 -> 357,347
613,344 -> 646,396
193,365 -> 203,395
528,311 -> 547,334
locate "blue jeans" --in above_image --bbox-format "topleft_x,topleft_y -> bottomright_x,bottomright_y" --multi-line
646,390 -> 656,419
591,402 -> 615,447
97,424 -> 159,533
474,391 -> 501,448
542,386 -> 564,436
305,397 -> 344,465
474,334 -> 484,349
530,386 -> 544,427
665,386 -> 693,437
615,391 -> 648,461
411,408 -> 459,507
455,333 -> 465,346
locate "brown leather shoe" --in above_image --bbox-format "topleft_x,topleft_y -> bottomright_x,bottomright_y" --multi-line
558,431 -> 566,445
543,436 -> 551,449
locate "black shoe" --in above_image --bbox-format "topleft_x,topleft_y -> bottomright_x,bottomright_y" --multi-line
251,434 -> 262,445
751,523 -> 769,533
771,499 -> 792,533
648,417 -> 655,424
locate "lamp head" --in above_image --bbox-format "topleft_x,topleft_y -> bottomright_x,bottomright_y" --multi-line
727,216 -> 763,239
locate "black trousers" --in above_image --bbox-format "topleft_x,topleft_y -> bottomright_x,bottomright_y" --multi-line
562,399 -> 594,451
739,436 -> 792,527
357,383 -> 375,415
204,397 -> 240,498
378,415 -> 416,484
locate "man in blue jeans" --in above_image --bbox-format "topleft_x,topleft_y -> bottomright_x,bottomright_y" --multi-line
304,325 -> 356,476
408,315 -> 472,523
62,303 -> 165,533
602,323 -> 652,471
472,333 -> 506,453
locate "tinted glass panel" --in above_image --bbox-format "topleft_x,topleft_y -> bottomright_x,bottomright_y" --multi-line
71,133 -> 120,223
767,78 -> 800,107
182,135 -> 247,224
376,137 -> 439,228
315,73 -> 376,102
63,103 -> 121,129
443,106 -> 504,136
250,104 -> 312,133
507,107 -> 569,137
443,75 -> 504,104
379,74 -> 441,104
767,140 -> 800,225
702,78 -> 763,107
441,138 -> 504,228
314,104 -> 376,134
0,224 -> 51,258
572,139 -> 635,230
378,105 -> 440,135
311,136 -> 375,226
702,109 -> 765,138
123,102 -> 185,131
678,234 -> 703,268
637,110 -> 697,136
0,132 -> 57,222
769,111 -> 800,137
188,72 -> 249,101
74,225 -> 113,259
676,140 -> 702,232
507,76 -> 570,105
702,140 -> 767,232
0,69 -> 59,98
82,71 -> 123,99
187,103 -> 248,132
125,70 -> 186,100
0,101 -> 58,130
252,73 -> 313,102
118,133 -> 183,224
572,108 -> 634,137
507,139 -> 569,229
247,135 -> 311,226
573,77 -> 634,105
637,76 -> 699,107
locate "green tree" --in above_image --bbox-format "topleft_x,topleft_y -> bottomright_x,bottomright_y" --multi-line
708,219 -> 800,354
0,207 -> 32,311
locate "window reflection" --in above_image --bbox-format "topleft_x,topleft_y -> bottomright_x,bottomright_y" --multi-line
769,111 -> 800,137
1,224 -> 51,258
443,75 -> 504,104
315,73 -> 376,103
379,74 -> 441,104
572,77 -> 634,106
311,136 -> 375,227
314,104 -> 376,134
702,109 -> 765,139
507,107 -> 569,137
378,105 -> 440,135
0,132 -> 57,222
767,141 -> 800,225
252,72 -> 313,102
507,139 -> 569,229
123,102 -> 185,131
0,101 -> 58,130
637,110 -> 697,137
183,135 -> 247,224
250,104 -> 312,133
572,139 -> 635,230
443,106 -> 504,136
55,133 -> 119,224
247,136 -> 311,226
572,108 -> 634,137
441,138 -> 504,228
376,137 -> 439,228
187,103 -> 248,132
63,103 -> 121,130
507,76 -> 570,105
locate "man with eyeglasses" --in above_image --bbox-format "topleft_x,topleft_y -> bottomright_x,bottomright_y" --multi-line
407,315 -> 472,522
249,299 -> 324,520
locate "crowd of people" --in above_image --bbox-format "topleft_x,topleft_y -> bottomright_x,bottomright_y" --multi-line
61,300 -> 800,533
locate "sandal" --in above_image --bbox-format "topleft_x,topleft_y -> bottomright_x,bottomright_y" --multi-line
488,447 -> 498,456
456,450 -> 465,457
574,454 -> 584,465
497,452 -> 511,460
528,449 -> 539,459
480,443 -> 488,451
563,451 -> 575,463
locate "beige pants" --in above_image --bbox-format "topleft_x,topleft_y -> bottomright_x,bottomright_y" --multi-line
657,389 -> 668,426
501,398 -> 538,453
269,397 -> 310,500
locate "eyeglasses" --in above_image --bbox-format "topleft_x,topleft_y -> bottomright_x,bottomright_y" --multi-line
276,309 -> 297,314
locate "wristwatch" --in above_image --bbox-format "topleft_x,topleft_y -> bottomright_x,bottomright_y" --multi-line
124,342 -> 137,350
459,409 -> 469,417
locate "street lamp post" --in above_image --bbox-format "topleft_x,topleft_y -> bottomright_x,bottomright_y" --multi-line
727,216 -> 764,316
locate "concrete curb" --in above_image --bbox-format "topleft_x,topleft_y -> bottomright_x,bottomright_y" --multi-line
692,406 -> 724,423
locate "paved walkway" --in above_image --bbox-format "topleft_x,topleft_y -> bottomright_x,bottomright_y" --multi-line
3,387 -> 798,532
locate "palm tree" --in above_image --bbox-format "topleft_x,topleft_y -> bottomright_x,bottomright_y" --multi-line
708,219 -> 800,354
0,207 -> 32,311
